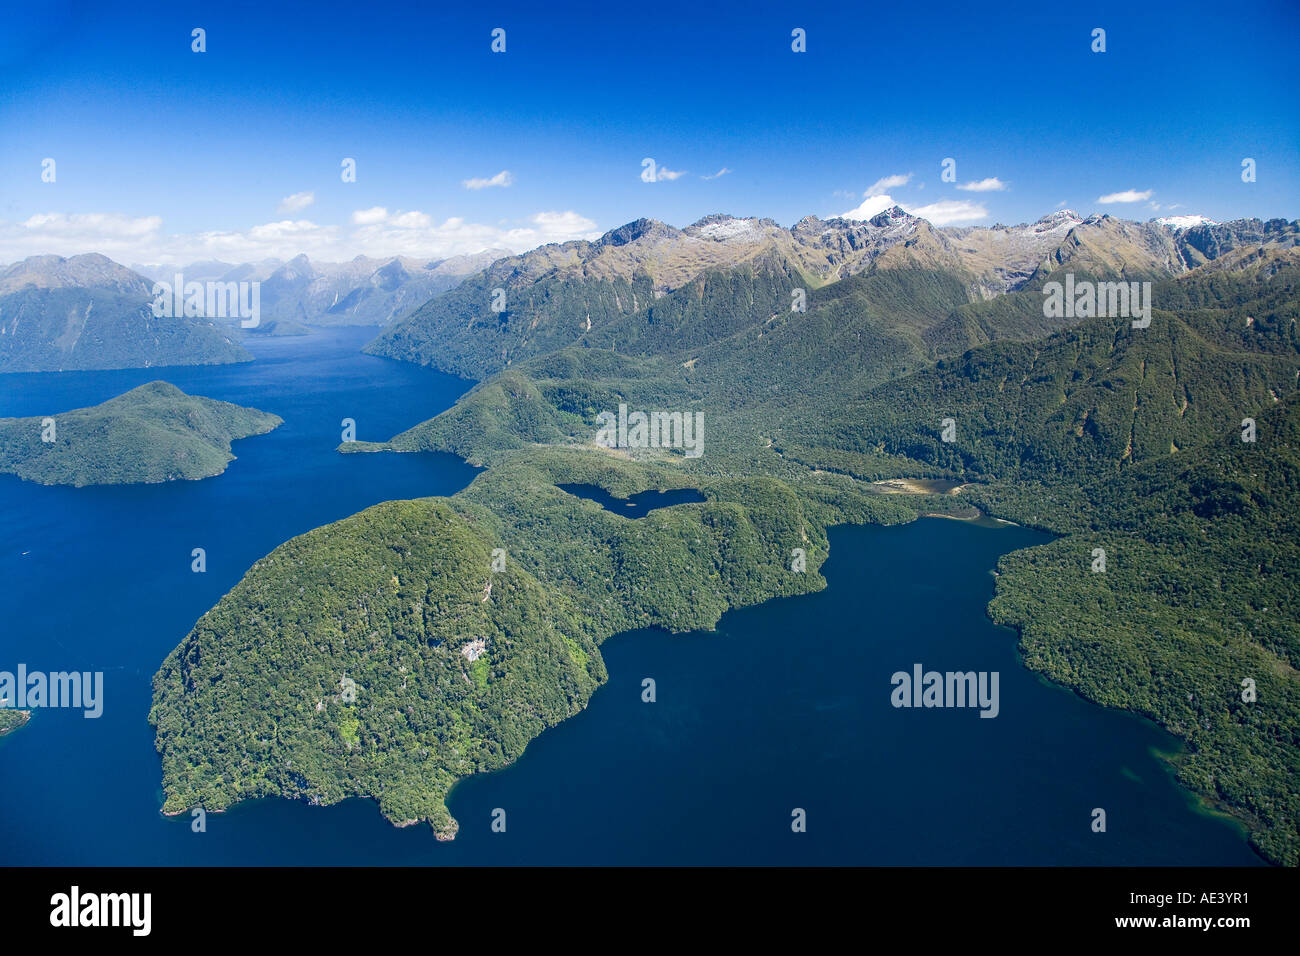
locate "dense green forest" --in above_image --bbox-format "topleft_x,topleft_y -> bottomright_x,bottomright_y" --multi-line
0,709 -> 29,736
986,397 -> 1300,865
0,381 -> 282,486
795,259 -> 1300,864
155,243 -> 1300,863
151,450 -> 912,835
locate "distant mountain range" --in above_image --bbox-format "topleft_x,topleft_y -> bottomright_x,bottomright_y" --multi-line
0,250 -> 504,373
0,254 -> 251,374
132,251 -> 506,327
366,208 -> 1298,378
8,211 -> 1294,376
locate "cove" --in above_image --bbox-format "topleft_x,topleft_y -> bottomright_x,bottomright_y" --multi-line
432,518 -> 1263,865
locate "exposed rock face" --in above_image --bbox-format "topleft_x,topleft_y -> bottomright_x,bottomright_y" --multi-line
0,253 -> 153,296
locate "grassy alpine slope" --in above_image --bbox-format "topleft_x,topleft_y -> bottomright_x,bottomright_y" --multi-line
0,381 -> 282,486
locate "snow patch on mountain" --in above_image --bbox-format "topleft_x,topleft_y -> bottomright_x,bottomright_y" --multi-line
689,217 -> 763,242
1157,215 -> 1218,230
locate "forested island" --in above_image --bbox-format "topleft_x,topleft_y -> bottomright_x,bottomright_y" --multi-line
0,710 -> 30,737
0,381 -> 282,487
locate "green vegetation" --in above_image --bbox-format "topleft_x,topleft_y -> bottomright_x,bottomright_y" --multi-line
794,262 -> 1300,865
155,238 -> 1300,863
366,270 -> 654,379
0,709 -> 30,736
985,399 -> 1300,865
0,381 -> 282,486
151,449 -> 911,836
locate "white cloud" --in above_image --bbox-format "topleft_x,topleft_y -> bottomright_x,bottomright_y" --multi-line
956,177 -> 1006,193
462,170 -> 514,190
344,208 -> 600,260
1056,200 -> 1068,208
655,167 -> 686,181
906,199 -> 988,225
0,212 -> 164,262
838,194 -> 899,220
865,173 -> 912,197
0,207 -> 602,267
247,219 -> 326,241
702,167 -> 732,180
1097,188 -> 1153,203
836,195 -> 988,226
277,191 -> 315,214
23,211 -> 162,238
389,211 -> 433,229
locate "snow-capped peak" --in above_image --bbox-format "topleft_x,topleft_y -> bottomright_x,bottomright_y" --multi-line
688,215 -> 763,242
1032,210 -> 1082,233
1156,215 -> 1218,230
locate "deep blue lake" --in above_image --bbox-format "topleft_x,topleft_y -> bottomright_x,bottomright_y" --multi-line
0,329 -> 1263,865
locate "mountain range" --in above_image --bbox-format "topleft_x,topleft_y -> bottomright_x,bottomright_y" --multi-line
11,210 -> 1292,376
0,250 -> 508,373
366,208 -> 1298,378
132,251 -> 505,327
0,254 -> 251,373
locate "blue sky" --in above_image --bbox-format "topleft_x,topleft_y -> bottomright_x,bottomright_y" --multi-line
1,0 -> 1296,264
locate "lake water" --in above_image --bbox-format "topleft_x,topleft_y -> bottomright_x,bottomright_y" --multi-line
0,329 -> 1263,865
556,483 -> 707,518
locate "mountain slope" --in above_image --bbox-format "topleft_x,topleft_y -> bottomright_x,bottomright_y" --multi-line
366,210 -> 1297,383
800,257 -> 1300,483
0,255 -> 252,373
